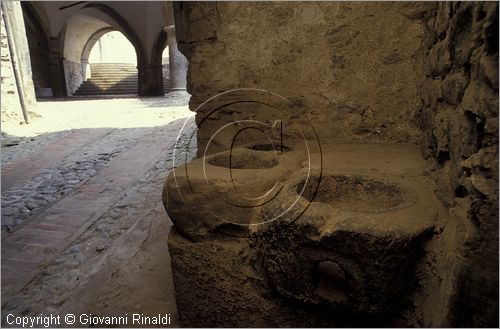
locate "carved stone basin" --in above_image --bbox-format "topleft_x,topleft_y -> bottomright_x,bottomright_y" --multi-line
296,174 -> 412,212
163,148 -> 302,241
255,170 -> 434,316
208,150 -> 280,169
247,142 -> 292,153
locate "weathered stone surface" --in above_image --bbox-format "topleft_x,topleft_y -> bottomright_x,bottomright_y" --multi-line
255,171 -> 436,316
175,2 -> 430,152
440,69 -> 469,105
163,147 -> 307,241
419,2 -> 498,327
63,59 -> 85,96
0,3 -> 37,124
165,144 -> 445,326
428,39 -> 452,76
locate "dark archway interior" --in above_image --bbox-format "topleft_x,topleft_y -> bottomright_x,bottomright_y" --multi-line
21,3 -> 53,95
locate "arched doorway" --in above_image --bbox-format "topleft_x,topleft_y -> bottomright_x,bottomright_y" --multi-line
19,2 -> 171,97
58,3 -> 148,96
74,30 -> 138,96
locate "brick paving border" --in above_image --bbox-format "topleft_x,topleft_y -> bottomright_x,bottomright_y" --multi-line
1,128 -> 114,192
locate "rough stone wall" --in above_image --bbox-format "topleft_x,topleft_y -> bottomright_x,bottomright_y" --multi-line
1,12 -> 23,123
419,2 -> 498,327
1,2 -> 37,124
174,2 -> 435,154
63,59 -> 84,96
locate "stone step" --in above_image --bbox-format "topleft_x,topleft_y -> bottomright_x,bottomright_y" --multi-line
89,70 -> 137,74
76,87 -> 171,94
75,86 -> 137,91
88,73 -> 136,77
84,79 -> 137,85
75,63 -> 170,95
86,77 -> 139,82
89,65 -> 136,70
75,87 -> 170,93
74,91 -> 138,95
90,70 -> 137,74
89,70 -> 137,73
80,81 -> 170,87
90,63 -> 136,66
75,84 -> 172,92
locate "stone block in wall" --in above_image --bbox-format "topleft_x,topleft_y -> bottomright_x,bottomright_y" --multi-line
434,2 -> 452,39
448,4 -> 476,67
422,17 -> 437,51
1,1 -> 36,111
479,52 -> 499,89
420,78 -> 432,107
1,12 -> 22,122
428,40 -> 452,76
429,78 -> 443,108
461,79 -> 497,122
441,69 -> 469,105
63,59 -> 84,96
420,2 -> 498,326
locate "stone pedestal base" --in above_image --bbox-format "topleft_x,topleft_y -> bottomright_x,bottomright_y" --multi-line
164,144 -> 449,327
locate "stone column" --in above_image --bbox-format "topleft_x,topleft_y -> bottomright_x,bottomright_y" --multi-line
81,59 -> 90,81
137,63 -> 164,96
165,25 -> 187,91
48,37 -> 67,97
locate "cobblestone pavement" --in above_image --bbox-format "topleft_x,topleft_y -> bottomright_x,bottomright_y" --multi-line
2,128 -> 159,232
1,131 -> 69,164
1,95 -> 196,327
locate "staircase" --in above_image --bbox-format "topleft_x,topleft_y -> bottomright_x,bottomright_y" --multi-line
73,63 -> 171,96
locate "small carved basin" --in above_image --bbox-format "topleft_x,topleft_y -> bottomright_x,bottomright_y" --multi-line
296,174 -> 410,212
208,150 -> 280,169
247,142 -> 291,153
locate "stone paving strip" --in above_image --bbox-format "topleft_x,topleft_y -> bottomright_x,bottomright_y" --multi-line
1,128 -> 113,192
1,128 -> 157,232
1,118 -> 193,302
1,131 -> 71,165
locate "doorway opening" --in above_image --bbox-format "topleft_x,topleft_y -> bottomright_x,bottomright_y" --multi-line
75,30 -> 138,96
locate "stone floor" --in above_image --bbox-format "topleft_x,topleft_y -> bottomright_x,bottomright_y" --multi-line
1,95 -> 195,327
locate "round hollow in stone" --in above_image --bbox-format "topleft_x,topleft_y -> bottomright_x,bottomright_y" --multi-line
248,142 -> 291,152
208,152 -> 279,169
296,174 -> 406,211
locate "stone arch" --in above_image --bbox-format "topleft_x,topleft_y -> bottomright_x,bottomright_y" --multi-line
151,29 -> 169,66
21,2 -> 50,44
149,29 -> 169,95
80,27 -> 115,63
80,3 -> 145,66
59,3 -> 147,95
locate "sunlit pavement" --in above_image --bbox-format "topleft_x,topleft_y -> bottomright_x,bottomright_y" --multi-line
2,94 -> 192,138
